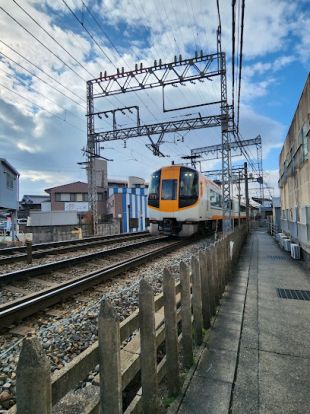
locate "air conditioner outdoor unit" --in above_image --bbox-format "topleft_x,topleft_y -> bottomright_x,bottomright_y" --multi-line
279,234 -> 288,248
283,238 -> 291,252
291,244 -> 301,260
275,233 -> 282,242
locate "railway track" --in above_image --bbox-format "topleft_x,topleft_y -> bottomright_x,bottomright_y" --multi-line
0,237 -> 189,327
0,231 -> 149,265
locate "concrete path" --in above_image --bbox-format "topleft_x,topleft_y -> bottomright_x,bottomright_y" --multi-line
172,230 -> 310,414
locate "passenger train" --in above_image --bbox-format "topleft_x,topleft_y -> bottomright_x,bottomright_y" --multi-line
147,164 -> 245,236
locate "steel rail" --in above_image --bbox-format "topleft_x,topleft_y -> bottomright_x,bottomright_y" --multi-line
0,232 -> 150,265
0,231 -> 148,256
0,236 -> 167,284
0,239 -> 188,327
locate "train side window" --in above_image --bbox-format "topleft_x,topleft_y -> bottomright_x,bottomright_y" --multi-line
179,167 -> 199,208
148,170 -> 161,207
210,189 -> 222,208
161,179 -> 178,200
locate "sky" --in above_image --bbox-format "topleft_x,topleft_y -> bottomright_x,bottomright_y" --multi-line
0,0 -> 309,200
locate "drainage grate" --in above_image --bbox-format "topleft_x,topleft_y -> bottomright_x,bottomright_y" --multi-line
277,288 -> 310,301
267,255 -> 290,261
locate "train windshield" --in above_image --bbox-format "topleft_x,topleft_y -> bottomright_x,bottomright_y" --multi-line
179,167 -> 199,208
148,170 -> 161,207
161,179 -> 178,200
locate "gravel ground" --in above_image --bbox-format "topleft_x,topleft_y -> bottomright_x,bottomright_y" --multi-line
0,236 -> 214,411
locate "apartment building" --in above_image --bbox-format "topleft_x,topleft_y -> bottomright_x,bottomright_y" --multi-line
279,73 -> 310,263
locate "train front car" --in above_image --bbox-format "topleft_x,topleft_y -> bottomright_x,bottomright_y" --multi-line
147,165 -> 204,236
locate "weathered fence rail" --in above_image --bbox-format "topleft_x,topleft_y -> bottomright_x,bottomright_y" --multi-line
9,224 -> 248,414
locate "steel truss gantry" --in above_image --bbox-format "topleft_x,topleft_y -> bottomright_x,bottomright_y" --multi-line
191,135 -> 263,216
86,51 -> 232,234
191,136 -> 262,160
89,52 -> 222,97
93,114 -> 224,141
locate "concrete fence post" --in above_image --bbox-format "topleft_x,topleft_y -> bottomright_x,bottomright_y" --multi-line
139,279 -> 159,413
227,237 -> 233,280
212,243 -> 220,304
163,269 -> 180,396
206,250 -> 216,316
180,261 -> 193,369
98,300 -> 122,414
223,238 -> 228,285
26,240 -> 32,264
199,251 -> 211,329
191,256 -> 203,345
216,240 -> 224,295
16,336 -> 51,414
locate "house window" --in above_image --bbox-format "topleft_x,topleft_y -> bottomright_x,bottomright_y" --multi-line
97,193 -> 103,201
6,173 -> 14,189
302,123 -> 308,161
82,193 -> 88,202
76,193 -> 83,202
299,122 -> 308,162
59,193 -> 70,202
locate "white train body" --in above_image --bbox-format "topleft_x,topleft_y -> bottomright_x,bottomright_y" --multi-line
147,165 -> 245,236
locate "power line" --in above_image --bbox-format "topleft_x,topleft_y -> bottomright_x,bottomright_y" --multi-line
0,81 -> 85,133
12,0 -> 95,79
61,0 -> 115,67
187,0 -> 199,51
0,6 -> 86,82
236,0 -> 245,133
0,66 -> 81,122
64,0 -> 160,128
232,0 -> 236,125
80,0 -> 126,65
0,45 -> 85,107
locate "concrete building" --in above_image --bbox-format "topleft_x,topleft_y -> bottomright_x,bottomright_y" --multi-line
279,73 -> 310,264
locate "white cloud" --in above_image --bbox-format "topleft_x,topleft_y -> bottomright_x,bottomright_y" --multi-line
16,141 -> 42,153
0,0 -> 308,197
263,169 -> 280,197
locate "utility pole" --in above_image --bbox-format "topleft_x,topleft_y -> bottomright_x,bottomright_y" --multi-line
238,170 -> 241,227
244,162 -> 249,225
86,81 -> 98,236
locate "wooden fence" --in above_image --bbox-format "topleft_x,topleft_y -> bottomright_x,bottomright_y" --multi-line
10,224 -> 248,414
